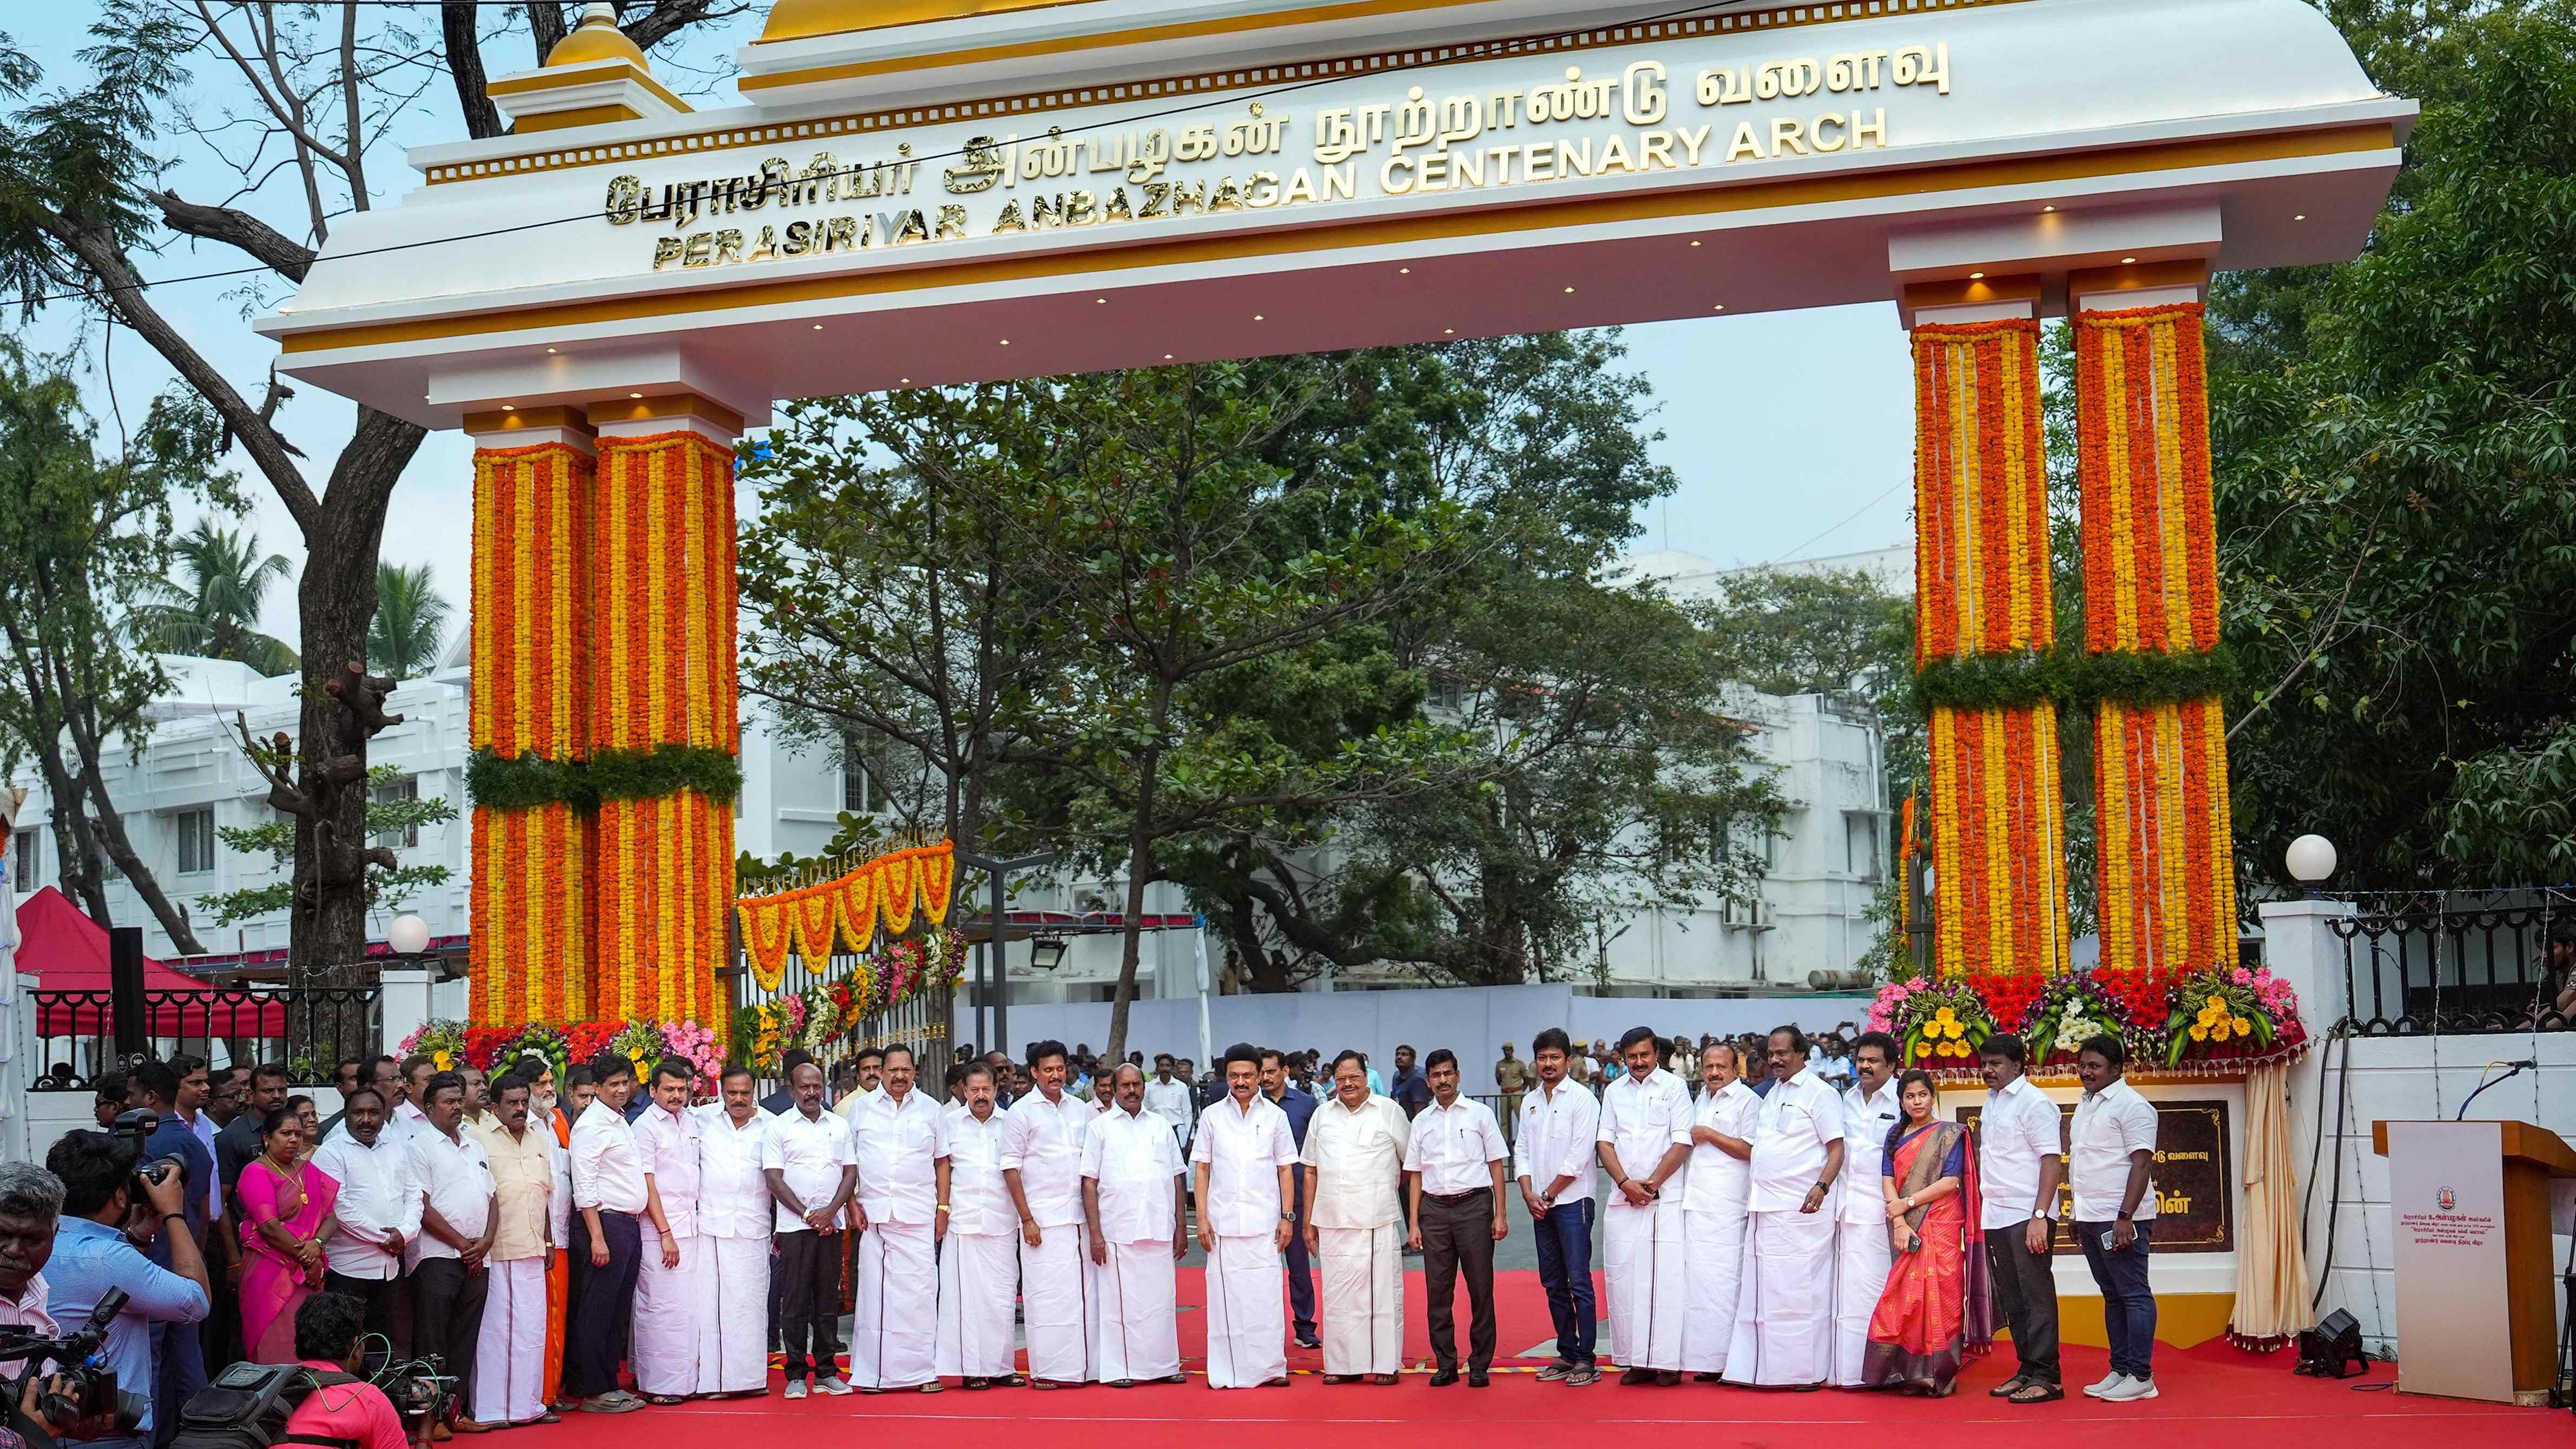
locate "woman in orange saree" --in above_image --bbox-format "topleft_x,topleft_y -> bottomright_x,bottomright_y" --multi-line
1861,1069 -> 1992,1395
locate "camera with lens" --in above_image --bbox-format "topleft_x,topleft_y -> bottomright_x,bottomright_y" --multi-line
0,1287 -> 150,1445
105,1110 -> 184,1199
363,1350 -> 456,1439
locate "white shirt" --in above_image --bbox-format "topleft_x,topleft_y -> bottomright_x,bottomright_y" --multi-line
1002,1089 -> 1092,1228
634,1103 -> 704,1238
1143,1078 -> 1195,1134
403,1126 -> 495,1267
1682,1078 -> 1760,1214
1082,1104 -> 1182,1242
1191,1092 -> 1298,1237
1597,1068 -> 1692,1200
1513,1079 -> 1600,1206
1299,1092 -> 1411,1229
1978,1072 -> 2065,1229
1404,1095 -> 1508,1198
849,1087 -> 942,1226
938,1106 -> 1014,1236
691,1103 -> 775,1240
1745,1066 -> 1844,1214
1838,1078 -> 1903,1223
570,1099 -> 649,1215
2068,1077 -> 2158,1222
762,1106 -> 857,1233
310,1131 -> 423,1280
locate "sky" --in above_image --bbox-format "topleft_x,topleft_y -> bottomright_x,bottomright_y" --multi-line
12,3 -> 1918,651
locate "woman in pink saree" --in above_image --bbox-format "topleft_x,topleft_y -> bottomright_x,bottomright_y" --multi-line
1861,1069 -> 1993,1395
236,1105 -> 339,1361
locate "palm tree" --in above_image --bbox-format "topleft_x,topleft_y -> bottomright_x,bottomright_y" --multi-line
367,561 -> 451,680
132,522 -> 299,675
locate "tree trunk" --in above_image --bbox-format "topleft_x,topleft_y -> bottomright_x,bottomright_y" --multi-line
291,407 -> 424,990
76,776 -> 207,954
1101,682 -> 1171,1066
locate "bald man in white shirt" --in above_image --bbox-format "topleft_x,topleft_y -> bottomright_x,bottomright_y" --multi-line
1299,1050 -> 1409,1386
1678,1041 -> 1758,1381
934,1063 -> 1021,1388
1083,1064 -> 1189,1387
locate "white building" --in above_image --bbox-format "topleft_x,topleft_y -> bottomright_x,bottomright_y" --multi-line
8,542 -> 1902,999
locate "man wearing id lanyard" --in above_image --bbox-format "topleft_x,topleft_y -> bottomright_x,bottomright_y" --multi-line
2070,1035 -> 2159,1403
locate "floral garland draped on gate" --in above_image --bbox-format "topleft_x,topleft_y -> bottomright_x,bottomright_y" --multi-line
734,840 -> 958,992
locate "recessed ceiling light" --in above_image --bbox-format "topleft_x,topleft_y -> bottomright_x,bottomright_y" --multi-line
1689,240 -> 1701,248
1163,353 -> 1174,360
1968,271 -> 1984,280
2292,213 -> 2307,221
629,392 -> 643,399
1096,297 -> 1107,304
1711,304 -> 1725,311
2041,205 -> 2056,214
546,347 -> 558,354
1563,286 -> 1576,294
812,323 -> 823,331
1253,314 -> 1264,321
1442,328 -> 1454,335
503,403 -> 517,409
899,378 -> 910,385
1399,267 -> 1411,274
999,339 -> 1010,346
2120,256 -> 2137,265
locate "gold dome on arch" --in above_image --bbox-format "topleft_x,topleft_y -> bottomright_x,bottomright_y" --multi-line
759,0 -> 1087,44
545,3 -> 651,67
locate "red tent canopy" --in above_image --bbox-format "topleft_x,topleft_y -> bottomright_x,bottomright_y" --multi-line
15,886 -> 288,1037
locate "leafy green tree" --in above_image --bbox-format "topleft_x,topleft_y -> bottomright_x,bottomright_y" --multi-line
204,762 -> 454,927
364,561 -> 450,681
133,522 -> 298,675
0,339 -> 225,952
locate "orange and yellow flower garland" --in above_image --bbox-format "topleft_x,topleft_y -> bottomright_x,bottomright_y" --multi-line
467,439 -> 596,1025
2076,305 -> 2238,974
733,841 -> 960,993
1910,318 -> 2070,979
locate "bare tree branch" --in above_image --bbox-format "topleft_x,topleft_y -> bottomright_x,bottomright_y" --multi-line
150,191 -> 316,281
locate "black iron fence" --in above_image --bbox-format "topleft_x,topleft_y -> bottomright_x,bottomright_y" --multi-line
28,987 -> 382,1089
2329,892 -> 2570,1035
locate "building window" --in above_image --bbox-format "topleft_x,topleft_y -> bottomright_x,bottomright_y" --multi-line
370,777 -> 419,849
1845,812 -> 1880,880
175,808 -> 216,875
842,755 -> 874,814
10,829 -> 34,892
1426,673 -> 1466,713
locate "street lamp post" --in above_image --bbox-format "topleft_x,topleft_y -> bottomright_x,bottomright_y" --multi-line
955,848 -> 1059,1061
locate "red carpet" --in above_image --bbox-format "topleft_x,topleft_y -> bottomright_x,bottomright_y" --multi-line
510,1269 -> 2534,1447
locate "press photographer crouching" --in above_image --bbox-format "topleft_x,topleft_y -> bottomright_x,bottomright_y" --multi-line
40,1132 -> 209,1449
272,1294 -> 414,1449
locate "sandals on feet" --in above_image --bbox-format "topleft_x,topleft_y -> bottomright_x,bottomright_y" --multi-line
2008,1382 -> 2064,1405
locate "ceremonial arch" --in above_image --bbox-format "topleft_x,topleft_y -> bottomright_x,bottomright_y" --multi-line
259,0 -> 2410,1036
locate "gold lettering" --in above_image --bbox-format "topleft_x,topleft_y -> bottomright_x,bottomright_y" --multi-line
1770,116 -> 1808,156
992,200 -> 1025,233
1380,155 -> 1416,195
1852,108 -> 1889,150
606,175 -> 643,225
820,215 -> 858,253
1139,182 -> 1170,219
1323,163 -> 1356,201
747,225 -> 778,262
1640,131 -> 1676,170
1103,186 -> 1133,221
711,227 -> 744,265
680,231 -> 715,267
651,235 -> 683,269
935,204 -> 967,241
1811,113 -> 1847,153
780,220 -> 814,255
1725,121 -> 1763,162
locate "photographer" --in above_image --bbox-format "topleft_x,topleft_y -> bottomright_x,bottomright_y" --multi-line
40,1133 -> 208,1449
0,1163 -> 83,1449
275,1295 -> 411,1449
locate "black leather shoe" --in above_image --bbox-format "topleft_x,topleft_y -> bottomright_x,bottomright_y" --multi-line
1467,1373 -> 1490,1388
1429,1370 -> 1460,1387
1655,1371 -> 1682,1386
1619,1368 -> 1656,1387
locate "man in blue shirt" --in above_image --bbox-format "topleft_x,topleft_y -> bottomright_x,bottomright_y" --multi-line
1257,1048 -> 1321,1349
42,1130 -> 211,1449
1389,1046 -> 1432,1119
131,1062 -> 220,1447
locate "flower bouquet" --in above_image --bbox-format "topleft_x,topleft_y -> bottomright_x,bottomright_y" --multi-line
658,1020 -> 723,1091
2163,965 -> 2305,1066
2022,971 -> 2131,1066
610,1019 -> 667,1086
485,1022 -> 572,1082
398,1020 -> 469,1073
1870,975 -> 1996,1067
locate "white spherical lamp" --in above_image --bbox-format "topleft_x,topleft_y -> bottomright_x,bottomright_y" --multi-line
2284,834 -> 2337,888
387,914 -> 432,957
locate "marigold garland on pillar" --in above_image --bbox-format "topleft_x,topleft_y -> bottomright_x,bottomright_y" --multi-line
467,438 -> 596,1025
2076,303 -> 2238,974
732,841 -> 959,993
1911,316 -> 2070,979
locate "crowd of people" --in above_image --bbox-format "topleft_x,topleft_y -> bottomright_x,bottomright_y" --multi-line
0,1018 -> 2164,1440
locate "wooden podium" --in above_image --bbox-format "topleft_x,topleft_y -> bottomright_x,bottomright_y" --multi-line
2372,1118 -> 2576,1405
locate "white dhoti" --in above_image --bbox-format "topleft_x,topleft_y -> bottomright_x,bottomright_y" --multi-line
1201,1235 -> 1287,1388
852,1222 -> 939,1389
1021,1227 -> 1093,1384
1315,1224 -> 1403,1376
469,1257 -> 545,1424
1727,1208 -> 1836,1385
695,1235 -> 772,1394
935,1232 -> 1020,1379
1091,1240 -> 1181,1383
1829,1215 -> 1893,1386
1677,1208 -> 1747,1375
631,1231 -> 710,1397
1601,1195 -> 1686,1371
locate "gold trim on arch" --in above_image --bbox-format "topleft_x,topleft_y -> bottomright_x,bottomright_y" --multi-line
288,122 -> 2395,355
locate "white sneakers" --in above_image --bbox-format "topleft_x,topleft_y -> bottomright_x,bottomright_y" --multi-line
2081,1371 -> 2124,1398
2083,1373 -> 2159,1401
814,1375 -> 856,1396
783,1381 -> 809,1401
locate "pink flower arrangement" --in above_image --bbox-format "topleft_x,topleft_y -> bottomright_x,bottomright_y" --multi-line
658,1019 -> 723,1091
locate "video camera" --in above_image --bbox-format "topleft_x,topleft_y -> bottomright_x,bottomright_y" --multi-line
361,1351 -> 456,1440
104,1110 -> 186,1199
0,1287 -> 150,1443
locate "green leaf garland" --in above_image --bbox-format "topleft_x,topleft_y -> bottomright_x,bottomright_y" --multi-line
466,745 -> 743,811
1909,645 -> 2236,715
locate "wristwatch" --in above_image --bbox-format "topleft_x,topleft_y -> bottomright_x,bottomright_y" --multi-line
2030,1208 -> 2050,1222
1279,1210 -> 1294,1222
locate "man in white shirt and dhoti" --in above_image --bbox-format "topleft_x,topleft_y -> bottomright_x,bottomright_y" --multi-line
1829,1032 -> 1903,1388
1299,1049 -> 1409,1386
1679,1040 -> 1757,1381
848,1045 -> 943,1394
631,1060 -> 708,1404
1192,1043 -> 1299,1389
935,1062 -> 1022,1388
762,1061 -> 858,1400
1596,1026 -> 1691,1386
1082,1063 -> 1188,1387
1727,1025 -> 1846,1387
1002,1039 -> 1094,1390
1404,1049 -> 1509,1387
691,1066 -> 773,1398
